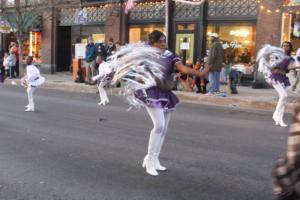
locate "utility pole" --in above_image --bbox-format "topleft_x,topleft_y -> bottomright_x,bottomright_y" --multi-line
165,0 -> 169,47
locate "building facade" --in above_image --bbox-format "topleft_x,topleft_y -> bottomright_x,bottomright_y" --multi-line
1,0 -> 289,74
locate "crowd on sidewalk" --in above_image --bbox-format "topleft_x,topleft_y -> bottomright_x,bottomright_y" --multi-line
0,42 -> 19,82
78,33 -> 300,99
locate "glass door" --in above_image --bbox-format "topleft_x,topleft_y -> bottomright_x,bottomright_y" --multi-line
175,33 -> 195,64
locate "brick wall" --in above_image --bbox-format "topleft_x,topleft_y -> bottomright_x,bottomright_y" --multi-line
256,0 -> 284,52
104,6 -> 122,44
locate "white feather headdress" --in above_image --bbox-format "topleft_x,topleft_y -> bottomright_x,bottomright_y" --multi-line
256,45 -> 286,80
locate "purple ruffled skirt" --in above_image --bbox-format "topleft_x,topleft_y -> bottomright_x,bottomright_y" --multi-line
135,86 -> 179,111
270,73 -> 290,87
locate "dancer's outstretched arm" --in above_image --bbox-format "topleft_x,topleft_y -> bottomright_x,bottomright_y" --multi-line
175,62 -> 209,78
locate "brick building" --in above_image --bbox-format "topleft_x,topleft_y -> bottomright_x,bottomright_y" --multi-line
1,0 -> 293,75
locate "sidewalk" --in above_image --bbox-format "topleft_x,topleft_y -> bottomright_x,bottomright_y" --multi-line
4,72 -> 300,112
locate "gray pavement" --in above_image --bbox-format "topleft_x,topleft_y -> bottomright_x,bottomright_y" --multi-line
3,72 -> 300,112
0,85 -> 292,200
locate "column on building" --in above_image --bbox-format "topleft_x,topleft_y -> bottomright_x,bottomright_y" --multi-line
256,0 -> 285,51
104,3 -> 123,44
41,11 -> 56,74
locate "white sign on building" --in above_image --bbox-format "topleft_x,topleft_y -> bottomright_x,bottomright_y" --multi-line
180,42 -> 190,50
75,43 -> 86,59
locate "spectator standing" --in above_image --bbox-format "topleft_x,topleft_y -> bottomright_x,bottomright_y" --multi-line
7,50 -> 16,79
97,42 -> 107,61
193,58 -> 208,94
224,48 -> 235,83
105,38 -> 116,58
206,33 -> 224,95
85,36 -> 98,84
10,42 -> 19,77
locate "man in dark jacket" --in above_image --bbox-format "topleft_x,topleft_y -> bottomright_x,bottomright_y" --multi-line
207,33 -> 224,95
85,36 -> 98,84
105,38 -> 116,59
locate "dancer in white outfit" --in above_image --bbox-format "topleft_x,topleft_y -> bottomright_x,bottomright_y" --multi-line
21,56 -> 45,112
92,55 -> 112,106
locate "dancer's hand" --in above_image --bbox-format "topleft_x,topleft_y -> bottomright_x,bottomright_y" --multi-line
21,79 -> 28,87
196,67 -> 209,78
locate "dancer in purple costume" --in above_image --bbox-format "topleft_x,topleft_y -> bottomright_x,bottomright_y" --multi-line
136,30 -> 207,176
95,30 -> 207,176
257,42 -> 300,127
271,42 -> 298,127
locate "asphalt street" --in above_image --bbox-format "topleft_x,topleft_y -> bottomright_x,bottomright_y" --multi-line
0,85 -> 292,200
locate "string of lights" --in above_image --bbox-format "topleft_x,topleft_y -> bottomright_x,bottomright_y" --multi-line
172,0 -> 205,5
257,0 -> 300,15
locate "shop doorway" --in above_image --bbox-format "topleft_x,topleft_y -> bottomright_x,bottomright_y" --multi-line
175,33 -> 195,65
57,26 -> 71,72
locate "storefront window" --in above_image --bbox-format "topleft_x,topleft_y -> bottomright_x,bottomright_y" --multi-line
23,31 -> 42,62
129,24 -> 165,43
206,24 -> 256,64
282,13 -> 300,51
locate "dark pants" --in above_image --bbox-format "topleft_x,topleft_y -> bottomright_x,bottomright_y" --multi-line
195,77 -> 207,94
0,67 -> 4,83
15,60 -> 19,77
229,69 -> 238,94
9,66 -> 16,78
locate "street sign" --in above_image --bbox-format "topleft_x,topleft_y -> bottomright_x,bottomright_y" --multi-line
75,43 -> 86,59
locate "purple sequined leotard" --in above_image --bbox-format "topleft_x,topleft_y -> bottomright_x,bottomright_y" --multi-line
270,56 -> 294,87
135,50 -> 181,111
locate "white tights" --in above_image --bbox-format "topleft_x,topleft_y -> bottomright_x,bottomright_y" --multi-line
146,107 -> 171,136
272,83 -> 288,123
27,85 -> 36,108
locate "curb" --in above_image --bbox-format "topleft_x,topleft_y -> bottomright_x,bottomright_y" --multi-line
5,79 -> 298,113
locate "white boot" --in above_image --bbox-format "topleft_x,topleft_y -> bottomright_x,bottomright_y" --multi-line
273,114 -> 288,127
142,132 -> 161,176
154,135 -> 167,171
25,99 -> 35,112
278,121 -> 288,127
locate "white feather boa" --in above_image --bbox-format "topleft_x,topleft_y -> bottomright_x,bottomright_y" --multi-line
93,43 -> 165,107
